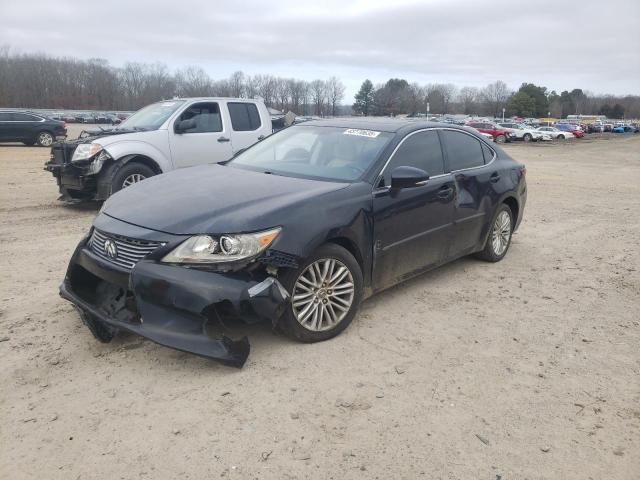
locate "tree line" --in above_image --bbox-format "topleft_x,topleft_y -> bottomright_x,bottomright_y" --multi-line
1,48 -> 638,119
0,48 -> 345,115
354,79 -> 640,119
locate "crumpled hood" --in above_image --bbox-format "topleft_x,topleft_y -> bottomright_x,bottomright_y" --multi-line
102,164 -> 348,235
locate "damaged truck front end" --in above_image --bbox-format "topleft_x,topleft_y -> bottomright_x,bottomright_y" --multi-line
45,129 -> 129,202
60,216 -> 293,368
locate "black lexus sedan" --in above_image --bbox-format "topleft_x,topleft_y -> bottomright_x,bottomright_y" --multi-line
0,110 -> 67,146
60,118 -> 526,367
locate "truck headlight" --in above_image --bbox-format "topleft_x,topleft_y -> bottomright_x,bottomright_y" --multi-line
162,227 -> 281,264
72,143 -> 103,162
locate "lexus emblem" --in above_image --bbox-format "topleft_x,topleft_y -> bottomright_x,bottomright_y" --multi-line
104,239 -> 118,259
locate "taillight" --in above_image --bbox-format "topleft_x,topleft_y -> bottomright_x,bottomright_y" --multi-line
63,122 -> 68,129
520,165 -> 527,176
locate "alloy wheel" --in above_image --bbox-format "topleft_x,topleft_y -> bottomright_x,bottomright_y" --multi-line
292,258 -> 355,332
122,173 -> 146,188
491,210 -> 512,256
38,132 -> 53,146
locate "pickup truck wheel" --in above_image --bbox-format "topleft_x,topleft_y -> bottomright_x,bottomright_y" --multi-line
111,162 -> 155,193
495,134 -> 506,144
523,133 -> 532,142
37,131 -> 54,147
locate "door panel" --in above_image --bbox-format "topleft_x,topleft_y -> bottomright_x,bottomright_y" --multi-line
373,176 -> 455,289
169,102 -> 233,167
440,129 -> 494,256
372,129 -> 454,290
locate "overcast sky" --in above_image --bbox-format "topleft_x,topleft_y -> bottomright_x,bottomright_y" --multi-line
2,0 -> 639,99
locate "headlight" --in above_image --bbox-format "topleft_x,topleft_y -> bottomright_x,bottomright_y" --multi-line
162,227 -> 281,264
72,143 -> 103,162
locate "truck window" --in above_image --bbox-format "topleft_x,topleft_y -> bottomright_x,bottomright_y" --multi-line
228,102 -> 261,131
178,102 -> 223,133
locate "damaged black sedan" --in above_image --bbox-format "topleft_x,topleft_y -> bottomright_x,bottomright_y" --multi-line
61,118 -> 527,367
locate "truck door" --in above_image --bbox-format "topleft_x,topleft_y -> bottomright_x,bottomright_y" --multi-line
169,101 -> 233,168
226,101 -> 269,153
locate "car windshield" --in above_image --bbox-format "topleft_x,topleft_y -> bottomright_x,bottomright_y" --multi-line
119,100 -> 185,131
228,126 -> 394,182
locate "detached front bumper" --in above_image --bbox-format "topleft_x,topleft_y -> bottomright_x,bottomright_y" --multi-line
61,238 -> 290,367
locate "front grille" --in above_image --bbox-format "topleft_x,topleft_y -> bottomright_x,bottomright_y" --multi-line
88,229 -> 164,270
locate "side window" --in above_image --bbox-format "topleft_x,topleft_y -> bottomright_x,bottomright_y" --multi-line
177,102 -> 222,133
383,130 -> 444,185
0,113 -> 12,121
481,143 -> 495,164
14,113 -> 40,121
441,130 -> 485,171
228,102 -> 261,131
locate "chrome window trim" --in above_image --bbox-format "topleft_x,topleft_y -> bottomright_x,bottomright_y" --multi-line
375,127 -> 495,187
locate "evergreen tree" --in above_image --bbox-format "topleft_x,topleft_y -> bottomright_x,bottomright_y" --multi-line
353,79 -> 375,116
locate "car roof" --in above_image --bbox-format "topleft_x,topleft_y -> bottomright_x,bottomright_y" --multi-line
297,117 -> 466,134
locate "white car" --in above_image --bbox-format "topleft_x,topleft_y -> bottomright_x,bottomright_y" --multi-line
536,126 -> 574,140
499,122 -> 549,142
46,97 -> 273,201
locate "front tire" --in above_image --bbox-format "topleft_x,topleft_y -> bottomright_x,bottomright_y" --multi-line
36,131 -> 54,147
476,204 -> 514,262
278,244 -> 363,343
523,133 -> 532,142
557,134 -> 565,140
111,162 -> 156,194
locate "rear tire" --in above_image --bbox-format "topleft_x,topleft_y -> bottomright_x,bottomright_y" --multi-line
523,133 -> 532,142
111,162 -> 156,194
558,134 -> 565,140
278,244 -> 363,343
475,204 -> 514,262
495,134 -> 506,144
36,131 -> 54,147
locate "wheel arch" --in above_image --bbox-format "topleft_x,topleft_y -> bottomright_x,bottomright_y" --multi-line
325,236 -> 364,272
117,154 -> 163,174
502,195 -> 519,223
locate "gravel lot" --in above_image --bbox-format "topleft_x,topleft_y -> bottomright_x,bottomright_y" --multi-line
1,129 -> 639,479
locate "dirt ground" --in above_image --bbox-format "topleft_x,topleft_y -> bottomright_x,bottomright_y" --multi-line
1,128 -> 639,480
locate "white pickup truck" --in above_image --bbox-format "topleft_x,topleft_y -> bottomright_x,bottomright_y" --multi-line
45,97 -> 272,201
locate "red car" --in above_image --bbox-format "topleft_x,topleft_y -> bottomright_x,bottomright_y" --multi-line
466,121 -> 515,143
556,123 -> 584,138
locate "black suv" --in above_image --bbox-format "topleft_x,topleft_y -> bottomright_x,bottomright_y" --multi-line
0,110 -> 67,146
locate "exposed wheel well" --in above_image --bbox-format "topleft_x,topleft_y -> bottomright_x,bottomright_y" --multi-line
326,237 -> 364,272
503,196 -> 519,224
122,155 -> 162,174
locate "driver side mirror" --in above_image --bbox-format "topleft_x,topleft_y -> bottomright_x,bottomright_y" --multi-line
390,166 -> 429,190
175,118 -> 196,134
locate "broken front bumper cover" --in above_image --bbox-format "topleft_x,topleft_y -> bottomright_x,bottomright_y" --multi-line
61,242 -> 290,368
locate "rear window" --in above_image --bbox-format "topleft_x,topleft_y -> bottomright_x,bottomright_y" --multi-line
441,130 -> 485,171
228,102 -> 261,131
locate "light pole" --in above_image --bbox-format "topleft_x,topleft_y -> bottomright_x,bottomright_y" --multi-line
502,108 -> 505,123
548,111 -> 551,126
427,102 -> 430,120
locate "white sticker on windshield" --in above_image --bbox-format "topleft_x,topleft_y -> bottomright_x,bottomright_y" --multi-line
160,102 -> 177,107
343,128 -> 381,138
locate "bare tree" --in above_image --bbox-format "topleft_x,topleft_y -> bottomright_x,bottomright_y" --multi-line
326,76 -> 345,116
457,86 -> 480,114
310,79 -> 327,116
228,71 -> 244,98
482,80 -> 511,117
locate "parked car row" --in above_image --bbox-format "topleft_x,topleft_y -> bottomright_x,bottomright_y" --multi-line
49,111 -> 131,125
